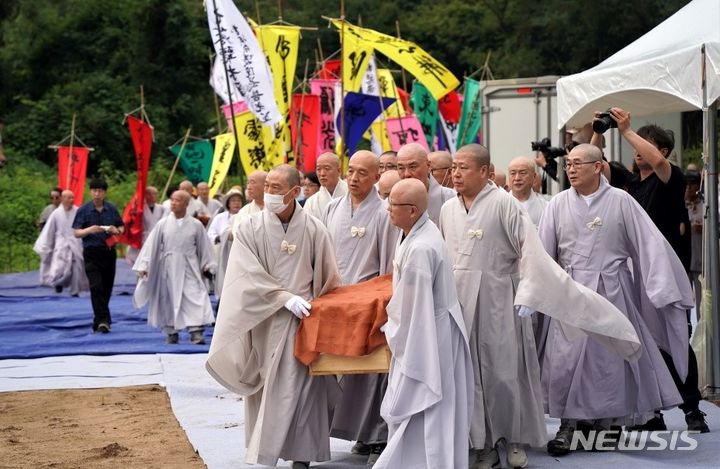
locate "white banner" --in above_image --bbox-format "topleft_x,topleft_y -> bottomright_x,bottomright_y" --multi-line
206,0 -> 282,126
210,55 -> 241,105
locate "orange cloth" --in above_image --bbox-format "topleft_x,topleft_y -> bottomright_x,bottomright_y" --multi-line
294,274 -> 392,366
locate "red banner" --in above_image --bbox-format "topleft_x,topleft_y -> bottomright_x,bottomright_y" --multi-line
57,146 -> 89,206
438,90 -> 462,124
319,59 -> 342,80
119,116 -> 154,249
291,94 -> 321,173
310,79 -> 338,156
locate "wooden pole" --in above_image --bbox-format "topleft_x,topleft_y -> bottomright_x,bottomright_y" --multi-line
339,1 -> 346,166
162,127 -> 191,202
395,21 -> 408,93
66,113 -> 77,190
209,50 -> 224,133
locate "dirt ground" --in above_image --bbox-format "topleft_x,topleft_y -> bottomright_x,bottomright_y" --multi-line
0,385 -> 205,469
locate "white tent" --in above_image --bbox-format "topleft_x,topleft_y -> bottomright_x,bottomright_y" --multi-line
557,0 -> 720,128
556,0 -> 720,397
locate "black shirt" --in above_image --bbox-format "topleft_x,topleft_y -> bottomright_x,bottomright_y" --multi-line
609,163 -> 691,270
72,201 -> 124,249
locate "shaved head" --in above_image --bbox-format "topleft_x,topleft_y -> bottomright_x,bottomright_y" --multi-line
508,157 -> 536,200
397,143 -> 430,188
397,143 -> 428,162
428,150 -> 452,167
317,152 -> 341,168
270,164 -> 301,189
349,150 -> 379,172
179,180 -> 193,194
246,170 -> 268,204
378,170 -> 401,200
429,150 -> 453,188
316,152 -> 341,193
388,178 -> 428,233
60,190 -> 75,209
456,144 -> 490,167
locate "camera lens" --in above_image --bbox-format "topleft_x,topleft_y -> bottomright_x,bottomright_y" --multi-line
593,115 -> 614,134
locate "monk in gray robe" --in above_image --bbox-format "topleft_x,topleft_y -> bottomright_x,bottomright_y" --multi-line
304,152 -> 348,219
508,157 -> 548,226
33,190 -> 88,296
375,178 -> 473,469
132,190 -> 216,345
206,165 -> 342,468
536,144 -> 691,455
231,170 -> 267,236
397,143 -> 454,226
323,150 -> 399,463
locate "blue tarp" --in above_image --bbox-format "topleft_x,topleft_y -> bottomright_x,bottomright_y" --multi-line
0,261 -> 213,359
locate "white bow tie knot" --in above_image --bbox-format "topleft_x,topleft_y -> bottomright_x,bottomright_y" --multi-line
280,239 -> 297,254
351,226 -> 366,238
586,217 -> 603,230
467,229 -> 483,239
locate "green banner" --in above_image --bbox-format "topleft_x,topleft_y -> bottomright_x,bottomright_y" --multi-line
170,140 -> 213,185
410,81 -> 438,151
457,78 -> 482,146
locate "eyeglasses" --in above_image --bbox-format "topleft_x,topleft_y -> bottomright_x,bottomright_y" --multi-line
379,163 -> 397,170
562,159 -> 600,169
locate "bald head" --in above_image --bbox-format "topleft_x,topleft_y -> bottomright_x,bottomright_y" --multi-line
397,143 -> 430,187
388,178 -> 428,233
247,170 -> 268,203
456,144 -> 490,167
60,190 -> 75,209
179,180 -> 194,194
508,157 -> 536,200
270,164 -> 302,189
349,150 -> 379,172
428,150 -> 453,188
316,152 -> 341,193
378,170 -> 401,200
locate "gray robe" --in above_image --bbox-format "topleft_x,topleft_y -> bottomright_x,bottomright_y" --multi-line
427,175 -> 455,226
536,178 -> 691,423
132,214 -> 216,330
322,187 -> 399,444
125,202 -> 167,264
33,205 -> 88,295
375,213 -> 472,469
206,203 -> 342,466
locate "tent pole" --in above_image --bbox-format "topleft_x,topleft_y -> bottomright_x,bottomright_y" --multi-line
704,99 -> 720,396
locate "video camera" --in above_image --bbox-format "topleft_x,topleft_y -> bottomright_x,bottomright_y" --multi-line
530,138 -> 567,159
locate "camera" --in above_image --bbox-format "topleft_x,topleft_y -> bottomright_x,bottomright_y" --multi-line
530,138 -> 567,159
592,109 -> 618,134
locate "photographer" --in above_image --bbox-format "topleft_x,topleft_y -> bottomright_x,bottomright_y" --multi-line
591,107 -> 707,434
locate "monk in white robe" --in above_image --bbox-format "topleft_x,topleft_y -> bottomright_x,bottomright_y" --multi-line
397,143 -> 454,226
536,144 -> 690,455
303,152 -> 348,219
197,182 -> 223,216
133,190 -> 216,345
323,151 -> 399,462
231,170 -> 266,236
375,178 -> 472,469
33,190 -> 88,295
207,165 -> 342,468
508,156 -> 548,226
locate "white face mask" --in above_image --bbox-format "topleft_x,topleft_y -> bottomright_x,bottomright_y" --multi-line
264,188 -> 295,213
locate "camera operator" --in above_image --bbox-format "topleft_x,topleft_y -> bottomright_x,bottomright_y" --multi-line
591,106 -> 708,434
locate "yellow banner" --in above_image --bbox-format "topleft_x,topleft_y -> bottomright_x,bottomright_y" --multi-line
371,121 -> 392,152
376,69 -> 405,118
331,20 -> 373,93
331,20 -> 459,100
208,133 -> 237,198
255,25 -> 300,165
234,111 -> 275,176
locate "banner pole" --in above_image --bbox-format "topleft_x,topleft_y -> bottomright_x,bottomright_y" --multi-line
66,113 -> 76,190
293,59 -> 311,169
162,127 -> 191,202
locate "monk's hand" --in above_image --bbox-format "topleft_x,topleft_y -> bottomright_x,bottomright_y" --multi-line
137,270 -> 148,278
285,295 -> 311,319
516,305 -> 535,318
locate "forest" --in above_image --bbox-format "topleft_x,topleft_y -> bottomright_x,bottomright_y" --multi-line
0,0 -> 689,271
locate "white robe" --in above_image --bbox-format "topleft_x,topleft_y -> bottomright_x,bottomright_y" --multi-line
513,190 -> 548,226
375,213 -> 473,469
427,175 -> 455,226
207,210 -> 232,245
33,206 -> 88,295
132,214 -> 216,330
198,197 -> 223,217
323,187 -> 399,443
207,203 -> 342,466
231,199 -> 263,236
303,179 -> 348,220
125,202 -> 167,264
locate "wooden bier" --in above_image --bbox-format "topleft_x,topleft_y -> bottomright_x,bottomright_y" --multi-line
309,344 -> 391,376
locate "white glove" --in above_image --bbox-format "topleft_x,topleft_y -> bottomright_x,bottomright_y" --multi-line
517,305 -> 535,318
379,322 -> 387,333
285,295 -> 312,319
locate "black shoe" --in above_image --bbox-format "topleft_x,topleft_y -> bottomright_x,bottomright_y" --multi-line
96,322 -> 111,333
291,462 -> 309,469
351,441 -> 371,455
54,285 -> 63,293
627,413 -> 666,431
166,333 -> 179,344
547,423 -> 575,456
366,443 -> 385,466
190,331 -> 206,345
685,409 -> 710,433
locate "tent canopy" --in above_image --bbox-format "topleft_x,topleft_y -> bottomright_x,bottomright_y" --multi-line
557,0 -> 720,129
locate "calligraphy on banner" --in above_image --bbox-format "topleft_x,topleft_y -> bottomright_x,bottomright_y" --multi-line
210,55 -> 241,105
310,79 -> 338,155
337,92 -> 396,154
119,116 -> 154,248
410,81 -> 438,150
234,111 -> 273,176
291,94 -> 320,173
170,140 -> 213,185
206,0 -> 281,126
386,115 -> 429,151
438,89 -> 461,124
330,20 -> 459,100
319,59 -> 342,80
376,69 -> 405,118
57,146 -> 89,206
457,78 -> 482,146
207,134 -> 236,198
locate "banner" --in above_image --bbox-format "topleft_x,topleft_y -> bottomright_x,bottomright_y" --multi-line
377,69 -> 405,118
331,20 -> 459,100
439,114 -> 459,154
207,0 -> 282,126
410,81 -> 438,150
169,140 -> 213,185
310,79 -> 338,155
57,146 -> 89,206
234,111 -> 274,176
337,25 -> 372,93
386,115 -> 429,151
291,94 -> 320,173
210,55 -> 241,105
255,25 -> 300,165
457,78 -> 482,146
118,116 -> 154,248
207,134 -> 236,199
370,121 -> 392,154
337,92 -> 396,154
319,59 -> 342,80
222,101 -> 249,132
438,89 -> 461,124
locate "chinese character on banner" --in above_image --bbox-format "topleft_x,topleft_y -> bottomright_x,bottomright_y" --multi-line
57,146 -> 90,206
385,115 -> 429,152
290,94 -> 320,173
